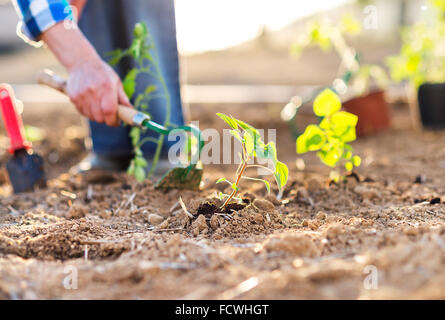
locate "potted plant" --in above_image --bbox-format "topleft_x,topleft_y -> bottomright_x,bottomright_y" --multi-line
290,14 -> 390,136
387,0 -> 445,130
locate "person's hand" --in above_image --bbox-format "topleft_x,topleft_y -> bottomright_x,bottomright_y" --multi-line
66,57 -> 132,126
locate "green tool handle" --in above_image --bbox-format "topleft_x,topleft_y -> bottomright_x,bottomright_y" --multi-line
38,69 -> 204,161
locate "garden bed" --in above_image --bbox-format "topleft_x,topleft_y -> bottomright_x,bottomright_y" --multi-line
1,102 -> 445,299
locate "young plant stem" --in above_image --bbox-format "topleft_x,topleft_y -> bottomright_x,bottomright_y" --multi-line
221,144 -> 249,209
146,52 -> 171,179
221,160 -> 247,209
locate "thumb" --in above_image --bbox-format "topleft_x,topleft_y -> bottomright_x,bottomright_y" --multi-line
117,82 -> 133,108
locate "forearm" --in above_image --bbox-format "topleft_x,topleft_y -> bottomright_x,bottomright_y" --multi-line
41,22 -> 101,72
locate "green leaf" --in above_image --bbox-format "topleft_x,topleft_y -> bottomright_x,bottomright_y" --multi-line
263,180 -> 271,193
345,161 -> 353,171
330,111 -> 358,139
233,118 -> 258,134
297,125 -> 326,153
331,111 -> 358,128
123,69 -> 138,98
231,183 -> 239,191
343,151 -> 352,160
130,127 -> 141,145
216,178 -> 232,185
127,161 -> 135,175
134,156 -> 148,168
230,130 -> 243,143
244,131 -> 255,155
318,148 -> 342,168
107,49 -> 124,66
134,165 -> 146,182
339,126 -> 357,143
274,161 -> 289,191
352,155 -> 362,167
313,89 -> 341,117
216,113 -> 238,129
144,85 -> 157,96
259,141 -> 277,161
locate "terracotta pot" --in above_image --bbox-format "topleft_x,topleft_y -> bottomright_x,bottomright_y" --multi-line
343,90 -> 391,137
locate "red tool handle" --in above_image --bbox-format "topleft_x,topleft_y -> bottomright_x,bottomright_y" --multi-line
0,84 -> 30,154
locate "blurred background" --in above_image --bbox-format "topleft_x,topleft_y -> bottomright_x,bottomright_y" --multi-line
0,0 -> 427,86
0,0 -> 435,180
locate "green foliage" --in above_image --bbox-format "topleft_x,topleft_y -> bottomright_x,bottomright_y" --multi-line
24,125 -> 44,142
216,113 -> 289,208
291,14 -> 388,97
297,89 -> 361,181
387,0 -> 445,88
107,22 -> 170,182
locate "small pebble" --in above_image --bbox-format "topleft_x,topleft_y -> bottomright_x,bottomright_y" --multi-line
148,213 -> 164,226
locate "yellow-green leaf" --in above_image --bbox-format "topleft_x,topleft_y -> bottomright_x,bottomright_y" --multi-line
230,130 -> 242,143
274,161 -> 289,190
352,155 -> 362,167
123,69 -> 138,98
244,131 -> 255,155
313,89 -> 341,117
318,148 -> 342,168
297,125 -> 326,154
216,113 -> 238,130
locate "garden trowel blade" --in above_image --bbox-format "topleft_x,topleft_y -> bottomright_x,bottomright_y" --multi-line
6,149 -> 46,193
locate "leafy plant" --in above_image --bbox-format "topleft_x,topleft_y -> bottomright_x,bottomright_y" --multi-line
387,0 -> 445,88
216,113 -> 289,208
107,22 -> 170,182
291,14 -> 388,97
297,89 -> 361,182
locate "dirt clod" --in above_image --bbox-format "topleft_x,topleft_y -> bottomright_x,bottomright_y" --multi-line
252,199 -> 275,212
148,213 -> 164,226
305,178 -> 322,193
263,233 -> 320,257
191,214 -> 209,236
354,185 -> 378,200
67,204 -> 86,219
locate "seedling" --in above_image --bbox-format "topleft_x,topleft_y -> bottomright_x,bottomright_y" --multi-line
296,89 -> 361,182
216,113 -> 289,209
107,22 -> 171,181
387,0 -> 445,88
291,14 -> 388,97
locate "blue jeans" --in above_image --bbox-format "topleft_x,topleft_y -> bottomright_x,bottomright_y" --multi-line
78,0 -> 184,159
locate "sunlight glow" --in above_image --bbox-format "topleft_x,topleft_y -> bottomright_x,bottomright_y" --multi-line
175,0 -> 350,55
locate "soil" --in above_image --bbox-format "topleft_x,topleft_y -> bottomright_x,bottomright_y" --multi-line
1,101 -> 445,300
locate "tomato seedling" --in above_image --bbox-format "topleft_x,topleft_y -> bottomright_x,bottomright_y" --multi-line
107,22 -> 171,182
216,113 -> 289,209
297,89 -> 361,182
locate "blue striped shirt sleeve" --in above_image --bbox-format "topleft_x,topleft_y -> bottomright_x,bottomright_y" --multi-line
13,0 -> 74,43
